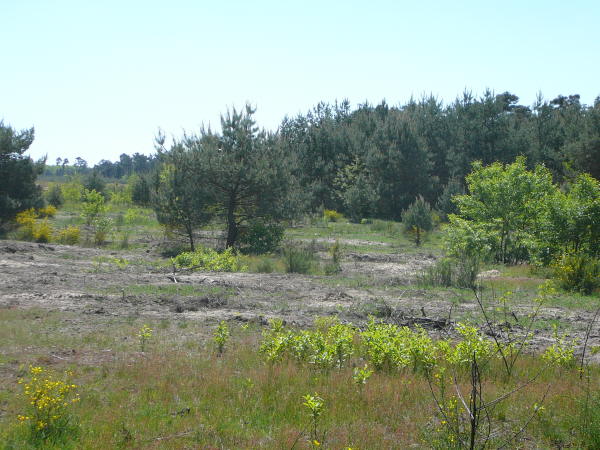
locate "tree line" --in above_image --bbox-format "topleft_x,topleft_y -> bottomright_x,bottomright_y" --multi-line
3,90 -> 599,246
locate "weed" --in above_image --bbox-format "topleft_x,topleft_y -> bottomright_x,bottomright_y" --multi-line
214,321 -> 230,355
17,366 -> 79,445
172,247 -> 246,272
303,393 -> 325,445
137,324 -> 152,352
282,244 -> 316,274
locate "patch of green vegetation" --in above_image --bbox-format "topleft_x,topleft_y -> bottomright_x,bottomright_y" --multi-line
96,283 -> 235,298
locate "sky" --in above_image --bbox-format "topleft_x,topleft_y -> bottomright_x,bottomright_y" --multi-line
2,0 -> 599,165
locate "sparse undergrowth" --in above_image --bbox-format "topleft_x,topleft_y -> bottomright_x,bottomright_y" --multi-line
0,308 -> 598,449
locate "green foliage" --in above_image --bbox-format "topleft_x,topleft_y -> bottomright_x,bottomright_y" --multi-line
352,364 -> 373,390
282,243 -> 317,274
81,189 -> 106,225
259,317 -> 355,369
55,225 -> 80,245
137,324 -> 152,352
302,393 -> 325,445
83,171 -> 106,197
323,240 -> 342,275
402,195 -> 434,246
129,174 -> 151,206
172,247 -> 246,272
447,157 -> 554,263
360,317 -> 438,372
15,209 -> 54,243
37,205 -> 57,218
333,158 -> 378,222
0,121 -> 44,228
552,252 -> 600,294
157,105 -> 297,249
45,183 -> 64,208
17,366 -> 79,446
60,178 -> 84,204
153,158 -> 215,251
323,209 -> 344,222
238,221 -> 284,254
418,253 -> 480,289
537,173 -> 600,263
93,216 -> 113,246
214,321 -> 230,355
542,334 -> 577,368
446,322 -> 497,366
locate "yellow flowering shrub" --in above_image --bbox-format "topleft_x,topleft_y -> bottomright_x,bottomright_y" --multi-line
38,205 -> 58,218
15,208 -> 37,240
55,225 -> 80,245
18,366 -> 79,443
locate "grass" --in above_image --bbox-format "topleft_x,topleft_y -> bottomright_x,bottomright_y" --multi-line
1,308 -> 598,448
94,283 -> 235,298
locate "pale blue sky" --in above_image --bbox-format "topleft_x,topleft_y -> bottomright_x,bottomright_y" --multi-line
2,0 -> 599,164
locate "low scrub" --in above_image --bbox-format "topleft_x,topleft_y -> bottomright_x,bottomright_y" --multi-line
323,209 -> 344,223
282,243 -> 317,274
55,226 -> 81,245
172,247 -> 246,272
553,252 -> 600,295
418,253 -> 480,289
15,209 -> 53,243
238,221 -> 284,255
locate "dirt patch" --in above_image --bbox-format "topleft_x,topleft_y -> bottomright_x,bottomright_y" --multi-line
0,239 -> 598,360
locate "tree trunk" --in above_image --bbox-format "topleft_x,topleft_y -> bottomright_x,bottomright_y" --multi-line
186,222 -> 195,252
225,198 -> 237,248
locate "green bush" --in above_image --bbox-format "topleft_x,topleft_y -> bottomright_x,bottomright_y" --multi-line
282,244 -> 316,274
93,216 -> 113,246
172,247 -> 246,272
55,226 -> 80,245
323,209 -> 344,223
45,183 -> 64,208
255,258 -> 275,273
32,219 -> 52,243
553,253 -> 600,295
418,253 -> 480,289
238,221 -> 284,254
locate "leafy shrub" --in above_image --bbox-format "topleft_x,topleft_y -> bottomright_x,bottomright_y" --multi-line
172,247 -> 246,272
259,317 -> 354,369
81,189 -> 106,225
93,216 -> 113,246
15,208 -> 37,240
137,324 -> 152,352
360,317 -> 437,372
15,209 -> 53,242
17,366 -> 79,445
55,226 -> 80,245
37,205 -> 57,218
323,209 -> 344,222
552,252 -> 600,295
447,322 -> 497,367
45,183 -> 64,208
418,253 -> 480,289
238,221 -> 284,254
32,219 -> 52,243
255,257 -> 275,273
370,219 -> 399,236
401,195 -> 434,246
323,240 -> 342,275
214,321 -> 230,355
61,179 -> 84,204
282,244 -> 317,274
109,190 -> 131,206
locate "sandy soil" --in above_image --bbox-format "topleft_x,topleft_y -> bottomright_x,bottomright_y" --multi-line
1,239 -> 599,362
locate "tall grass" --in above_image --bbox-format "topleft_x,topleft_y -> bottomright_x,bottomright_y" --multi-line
1,309 -> 597,448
